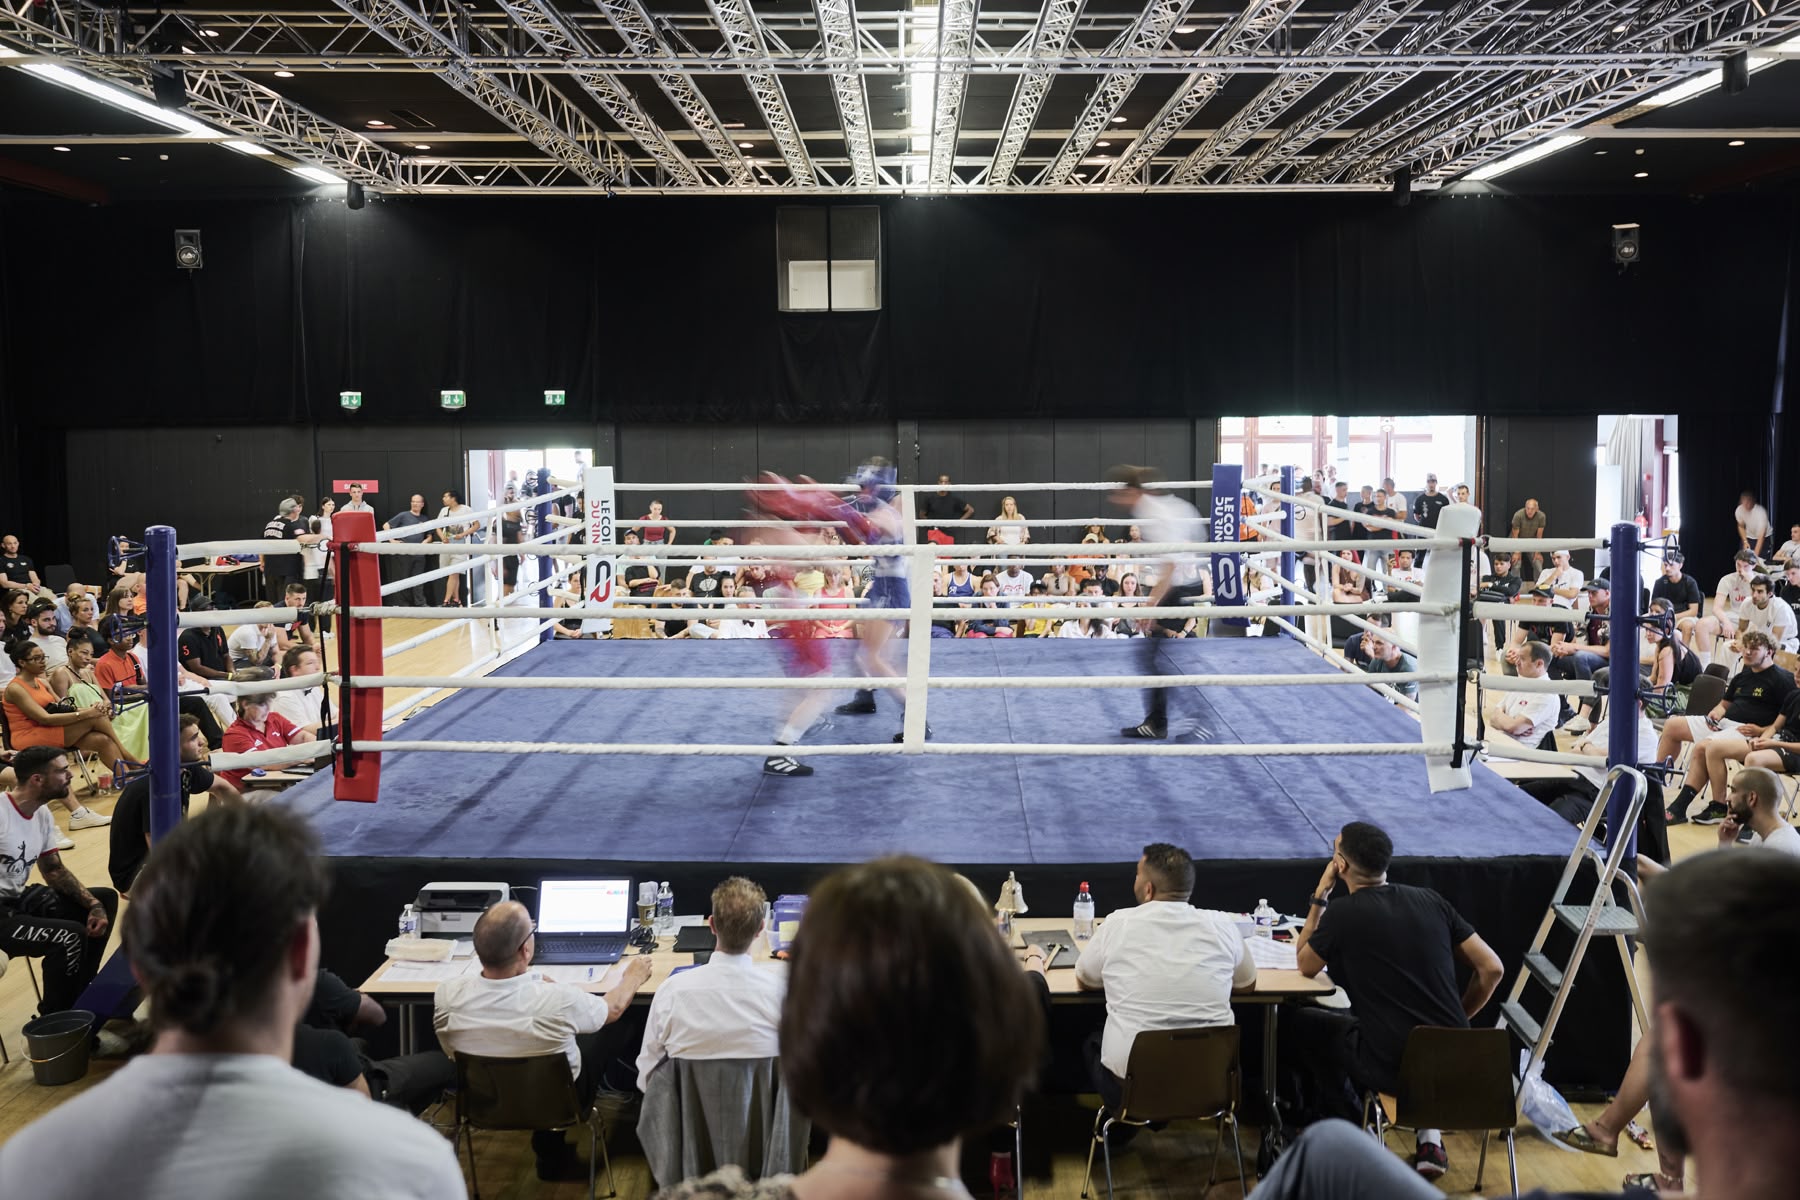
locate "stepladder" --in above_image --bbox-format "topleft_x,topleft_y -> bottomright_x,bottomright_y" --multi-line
1499,764 -> 1651,1087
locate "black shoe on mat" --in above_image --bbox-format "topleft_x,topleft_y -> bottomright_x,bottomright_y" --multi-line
892,724 -> 933,743
836,691 -> 878,715
1122,722 -> 1167,739
763,755 -> 814,777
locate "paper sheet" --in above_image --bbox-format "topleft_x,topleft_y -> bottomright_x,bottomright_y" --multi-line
380,959 -> 476,983
537,962 -> 626,989
1246,936 -> 1299,970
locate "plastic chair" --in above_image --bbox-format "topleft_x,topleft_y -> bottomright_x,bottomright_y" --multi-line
452,1052 -> 617,1200
1363,1027 -> 1519,1196
1079,1026 -> 1244,1200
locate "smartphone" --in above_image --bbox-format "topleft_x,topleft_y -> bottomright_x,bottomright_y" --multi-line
1706,717 -> 1722,731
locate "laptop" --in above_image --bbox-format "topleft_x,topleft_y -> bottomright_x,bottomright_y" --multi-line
532,878 -> 634,964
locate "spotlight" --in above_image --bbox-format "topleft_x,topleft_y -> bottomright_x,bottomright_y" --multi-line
1392,169 -> 1412,208
174,228 -> 203,270
346,181 -> 366,210
151,68 -> 188,110
1612,222 -> 1641,267
1723,50 -> 1749,95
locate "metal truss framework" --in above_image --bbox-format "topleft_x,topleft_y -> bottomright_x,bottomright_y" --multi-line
2,0 -> 1797,195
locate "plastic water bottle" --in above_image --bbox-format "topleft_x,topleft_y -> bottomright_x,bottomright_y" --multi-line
397,904 -> 418,940
656,881 -> 674,938
1073,882 -> 1095,941
1252,898 -> 1278,939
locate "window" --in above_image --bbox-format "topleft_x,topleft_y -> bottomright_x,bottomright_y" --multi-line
778,206 -> 881,312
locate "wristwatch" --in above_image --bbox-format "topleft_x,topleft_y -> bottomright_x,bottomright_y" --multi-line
1309,894 -> 1330,908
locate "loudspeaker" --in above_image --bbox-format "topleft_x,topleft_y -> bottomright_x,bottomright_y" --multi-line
174,229 -> 203,270
346,181 -> 366,210
1723,50 -> 1749,95
1611,222 -> 1641,266
151,69 -> 188,110
1392,170 -> 1412,208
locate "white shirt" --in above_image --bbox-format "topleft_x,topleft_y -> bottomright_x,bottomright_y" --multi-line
1496,690 -> 1562,749
0,1053 -> 464,1200
1737,503 -> 1772,544
1132,492 -> 1205,587
273,686 -> 324,730
1074,901 -> 1255,1078
1292,503 -> 1322,542
1057,620 -> 1121,638
995,569 -> 1032,599
1736,596 -> 1798,647
437,505 -> 475,543
228,624 -> 277,667
1536,564 -> 1585,609
1716,571 -> 1756,618
1572,713 -> 1659,788
435,970 -> 614,1080
717,605 -> 767,639
989,518 -> 1027,546
302,514 -> 332,579
1753,824 -> 1800,856
0,796 -> 57,903
29,632 -> 67,673
634,950 -> 787,1091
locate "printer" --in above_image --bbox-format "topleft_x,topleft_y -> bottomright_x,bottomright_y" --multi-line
415,881 -> 510,939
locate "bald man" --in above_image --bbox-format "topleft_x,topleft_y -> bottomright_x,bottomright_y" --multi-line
433,900 -> 652,1181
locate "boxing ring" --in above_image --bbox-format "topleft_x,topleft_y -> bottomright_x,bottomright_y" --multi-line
123,464 -> 1649,1086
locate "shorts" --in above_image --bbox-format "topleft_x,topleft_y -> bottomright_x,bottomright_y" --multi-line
863,575 -> 909,613
1684,716 -> 1743,743
1772,743 -> 1800,776
772,623 -> 830,676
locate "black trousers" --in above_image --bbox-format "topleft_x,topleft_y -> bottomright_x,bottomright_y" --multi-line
381,551 -> 428,608
364,1050 -> 456,1113
0,884 -> 121,1016
1139,581 -> 1211,723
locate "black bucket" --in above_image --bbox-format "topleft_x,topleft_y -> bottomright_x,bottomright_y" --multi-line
23,1010 -> 94,1086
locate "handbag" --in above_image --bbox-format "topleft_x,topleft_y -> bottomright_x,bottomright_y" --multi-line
44,697 -> 79,715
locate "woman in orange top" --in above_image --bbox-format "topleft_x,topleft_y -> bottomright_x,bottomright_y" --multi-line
3,638 -> 132,774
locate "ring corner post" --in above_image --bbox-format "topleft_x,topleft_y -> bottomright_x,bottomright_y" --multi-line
332,510 -> 382,803
1422,504 -> 1480,793
535,466 -> 555,645
901,489 -> 932,750
1277,464 -> 1297,609
1209,463 -> 1247,627
1607,521 -> 1642,859
145,525 -> 181,842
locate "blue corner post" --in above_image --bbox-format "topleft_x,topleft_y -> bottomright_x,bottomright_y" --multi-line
1278,465 -> 1297,608
1606,521 -> 1641,858
535,466 -> 556,644
1208,463 -> 1246,628
144,525 -> 182,842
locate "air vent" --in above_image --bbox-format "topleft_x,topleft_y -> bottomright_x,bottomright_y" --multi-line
386,108 -> 436,130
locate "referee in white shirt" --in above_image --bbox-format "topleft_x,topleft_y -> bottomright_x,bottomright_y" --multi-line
1076,844 -> 1255,1141
1110,466 -> 1211,739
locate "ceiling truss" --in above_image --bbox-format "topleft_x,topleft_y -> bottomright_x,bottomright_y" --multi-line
3,0 -> 1797,196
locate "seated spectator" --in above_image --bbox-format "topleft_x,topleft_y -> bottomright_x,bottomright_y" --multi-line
1685,671 -> 1800,826
635,877 -> 784,1091
94,616 -> 222,750
1058,579 -> 1120,638
1652,549 -> 1704,623
1732,575 -> 1797,653
1774,522 -> 1800,568
280,582 -> 317,652
1018,583 -> 1055,638
0,745 -> 121,1015
1290,821 -> 1503,1180
1528,548 -> 1584,608
271,645 -> 326,734
23,598 -> 66,673
0,533 -> 46,598
621,529 -> 660,598
0,803 -> 463,1195
46,636 -> 138,770
1547,581 -> 1612,716
1780,561 -> 1800,609
109,715 -> 241,894
1736,488 -> 1772,558
1333,555 -> 1373,602
1341,615 -> 1389,666
1687,549 -> 1760,660
4,638 -> 132,788
62,592 -> 106,658
657,856 -> 1041,1200
994,560 -> 1033,602
1075,843 -> 1253,1137
1362,631 -> 1418,699
435,900 -> 652,1181
219,693 -> 315,794
688,559 -> 728,604
228,602 -> 282,671
1517,697 -> 1659,824
176,600 -> 234,684
962,577 -> 1012,638
1042,561 -> 1076,597
815,569 -> 854,639
1659,629 -> 1795,824
294,965 -> 454,1112
715,577 -> 767,639
1483,640 -> 1561,751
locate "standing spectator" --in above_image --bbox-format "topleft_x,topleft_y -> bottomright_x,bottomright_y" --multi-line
497,484 -> 522,597
919,474 -> 974,544
1410,473 -> 1449,561
261,498 -> 320,604
1653,550 -> 1704,621
637,498 -> 674,546
987,495 -> 1030,546
0,534 -> 45,597
1292,477 -> 1325,594
1736,489 -> 1773,558
1509,497 -> 1547,579
1453,483 -> 1472,504
1381,475 -> 1405,515
1325,480 -> 1353,549
0,804 -> 466,1198
1290,821 -> 1504,1179
339,481 -> 373,514
380,493 -> 431,608
302,497 -> 335,613
436,490 -> 476,607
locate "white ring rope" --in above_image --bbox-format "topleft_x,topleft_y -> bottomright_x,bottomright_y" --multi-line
179,606 -> 303,628
176,539 -> 304,559
348,600 -> 1457,623
371,485 -> 579,542
1477,743 -> 1605,769
352,670 -> 1455,693
1470,602 -> 1582,623
616,480 -> 1229,494
379,523 -> 580,596
356,537 -> 1463,558
210,741 -> 333,771
354,738 -> 1456,759
1484,536 -> 1608,554
1263,614 -> 1422,713
1271,576 -> 1420,658
1262,486 -> 1434,539
1476,673 -> 1597,697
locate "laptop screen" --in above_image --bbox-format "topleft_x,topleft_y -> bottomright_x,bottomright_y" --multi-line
537,878 -> 633,935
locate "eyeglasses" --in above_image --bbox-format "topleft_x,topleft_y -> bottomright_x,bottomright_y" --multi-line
517,921 -> 537,956
20,652 -> 45,663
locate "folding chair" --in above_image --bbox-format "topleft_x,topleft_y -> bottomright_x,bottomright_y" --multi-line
1080,1027 -> 1245,1200
1363,1027 -> 1520,1196
452,1052 -> 616,1200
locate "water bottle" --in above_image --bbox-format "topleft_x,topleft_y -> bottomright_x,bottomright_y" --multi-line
656,881 -> 674,938
1252,898 -> 1278,939
397,903 -> 418,940
1072,882 -> 1095,940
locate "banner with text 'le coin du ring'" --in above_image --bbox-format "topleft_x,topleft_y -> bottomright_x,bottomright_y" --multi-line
1209,463 -> 1246,625
581,467 -> 617,630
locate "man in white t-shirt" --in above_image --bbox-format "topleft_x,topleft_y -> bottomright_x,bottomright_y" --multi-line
1692,550 -> 1762,660
1714,766 -> 1800,857
994,561 -> 1033,602
1736,490 -> 1773,558
435,900 -> 652,1180
1484,640 -> 1562,752
1532,549 -> 1585,609
1733,577 -> 1798,653
1076,843 -> 1254,1134
1110,467 -> 1209,739
0,803 -> 464,1200
271,645 -> 326,733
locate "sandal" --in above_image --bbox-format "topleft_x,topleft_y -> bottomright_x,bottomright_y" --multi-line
1553,1125 -> 1619,1157
1624,1120 -> 1655,1151
1623,1170 -> 1681,1193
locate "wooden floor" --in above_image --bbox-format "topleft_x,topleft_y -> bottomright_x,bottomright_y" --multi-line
0,614 -> 1707,1196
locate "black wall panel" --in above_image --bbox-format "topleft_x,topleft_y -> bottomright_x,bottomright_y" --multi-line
1485,416 -> 1601,577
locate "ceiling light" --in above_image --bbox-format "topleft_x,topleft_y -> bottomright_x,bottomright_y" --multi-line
367,119 -> 388,127
52,145 -> 70,152
117,155 -> 131,161
1728,139 -> 1746,146
739,141 -> 753,148
1097,141 -> 1110,147
1175,25 -> 1195,34
1464,134 -> 1584,181
412,143 -> 431,150
291,166 -> 341,186
201,28 -> 219,38
1634,147 -> 1645,155
1634,171 -> 1649,178
1612,23 -> 1628,33
1593,149 -> 1608,155
225,141 -> 273,156
273,70 -> 295,78
1642,68 -> 1722,107
1111,116 -> 1127,124
12,60 -> 215,138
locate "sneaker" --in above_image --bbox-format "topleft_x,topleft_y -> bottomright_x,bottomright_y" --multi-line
69,809 -> 112,830
1122,722 -> 1167,739
1412,1141 -> 1449,1181
835,693 -> 878,715
1564,714 -> 1592,734
1692,801 -> 1730,825
763,755 -> 814,777
1665,804 -> 1689,825
891,724 -> 933,743
53,830 -> 75,851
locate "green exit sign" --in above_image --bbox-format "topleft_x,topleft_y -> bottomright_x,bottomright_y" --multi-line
339,390 -> 362,411
544,389 -> 566,407
440,389 -> 467,410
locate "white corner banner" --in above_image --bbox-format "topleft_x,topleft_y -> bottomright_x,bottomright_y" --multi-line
581,466 -> 616,635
